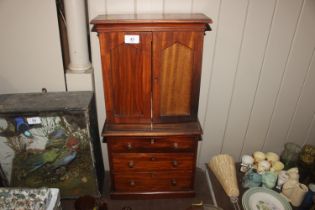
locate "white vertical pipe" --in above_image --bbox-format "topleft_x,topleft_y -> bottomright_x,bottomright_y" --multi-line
64,0 -> 92,72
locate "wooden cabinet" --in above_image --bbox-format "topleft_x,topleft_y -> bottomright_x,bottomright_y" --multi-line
92,13 -> 212,199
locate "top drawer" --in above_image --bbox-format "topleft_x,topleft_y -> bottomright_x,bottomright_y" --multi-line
107,136 -> 197,153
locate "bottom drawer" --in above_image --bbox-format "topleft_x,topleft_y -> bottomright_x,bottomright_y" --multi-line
112,171 -> 193,192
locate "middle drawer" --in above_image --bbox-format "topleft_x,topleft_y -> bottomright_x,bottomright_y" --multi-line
111,153 -> 194,172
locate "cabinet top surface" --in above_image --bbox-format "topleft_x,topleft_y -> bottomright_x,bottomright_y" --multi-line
91,13 -> 212,25
0,91 -> 93,113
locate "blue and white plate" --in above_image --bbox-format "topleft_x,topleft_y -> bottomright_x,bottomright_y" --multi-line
242,187 -> 292,210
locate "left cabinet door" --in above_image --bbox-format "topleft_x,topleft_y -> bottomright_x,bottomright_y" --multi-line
99,32 -> 152,123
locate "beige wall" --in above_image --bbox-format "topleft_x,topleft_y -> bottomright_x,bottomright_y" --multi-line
88,0 -> 315,169
0,0 -> 65,94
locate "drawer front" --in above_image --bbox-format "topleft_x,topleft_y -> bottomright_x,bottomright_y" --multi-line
113,171 -> 193,192
111,153 -> 194,171
108,136 -> 197,153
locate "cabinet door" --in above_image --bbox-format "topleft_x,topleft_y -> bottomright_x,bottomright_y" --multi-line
99,32 -> 152,123
152,32 -> 204,123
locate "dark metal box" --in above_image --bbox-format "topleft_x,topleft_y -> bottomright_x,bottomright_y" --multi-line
0,91 -> 104,198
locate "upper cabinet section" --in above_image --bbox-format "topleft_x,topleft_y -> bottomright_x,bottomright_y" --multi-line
91,14 -> 212,124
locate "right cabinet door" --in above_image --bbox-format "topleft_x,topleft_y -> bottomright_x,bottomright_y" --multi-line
152,31 -> 204,123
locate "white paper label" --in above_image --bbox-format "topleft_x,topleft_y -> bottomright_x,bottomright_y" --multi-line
27,117 -> 41,125
124,35 -> 140,44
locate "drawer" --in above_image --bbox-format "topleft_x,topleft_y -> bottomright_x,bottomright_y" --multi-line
108,136 -> 197,153
111,153 -> 194,171
112,171 -> 193,192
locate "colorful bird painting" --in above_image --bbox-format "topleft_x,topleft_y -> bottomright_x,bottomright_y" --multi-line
51,150 -> 77,170
48,128 -> 66,140
24,148 -> 60,174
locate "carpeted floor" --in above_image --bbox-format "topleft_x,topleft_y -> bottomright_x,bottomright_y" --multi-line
61,168 -> 213,210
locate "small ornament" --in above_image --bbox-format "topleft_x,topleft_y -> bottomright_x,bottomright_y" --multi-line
270,160 -> 284,173
287,167 -> 299,183
240,155 -> 254,173
242,169 -> 262,188
253,151 -> 266,163
265,152 -> 279,163
257,160 -> 271,174
262,171 -> 277,189
276,170 -> 289,190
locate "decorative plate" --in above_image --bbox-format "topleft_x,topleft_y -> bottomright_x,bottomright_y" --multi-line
242,187 -> 292,210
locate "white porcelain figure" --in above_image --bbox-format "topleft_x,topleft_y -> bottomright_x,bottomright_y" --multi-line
276,170 -> 289,190
240,155 -> 254,173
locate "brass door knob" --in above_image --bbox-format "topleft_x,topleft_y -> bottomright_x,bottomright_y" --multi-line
127,143 -> 132,150
171,179 -> 177,186
172,160 -> 178,167
129,180 -> 135,186
128,160 -> 134,168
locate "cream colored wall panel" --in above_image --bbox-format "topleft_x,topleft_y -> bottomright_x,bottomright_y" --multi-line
305,115 -> 315,146
242,0 -> 303,155
193,0 -> 221,167
194,0 -> 220,126
221,0 -> 276,159
106,0 -> 135,14
198,0 -> 249,166
287,50 -> 315,144
87,0 -> 109,169
264,0 -> 315,153
0,0 -> 65,94
137,0 -> 163,13
164,0 -> 192,13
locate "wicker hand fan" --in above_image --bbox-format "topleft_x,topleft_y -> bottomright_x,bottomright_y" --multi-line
209,154 -> 241,210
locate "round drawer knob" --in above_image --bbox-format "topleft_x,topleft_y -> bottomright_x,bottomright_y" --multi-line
129,180 -> 135,186
128,160 -> 134,168
150,157 -> 156,161
150,139 -> 155,144
173,142 -> 178,149
172,160 -> 178,167
171,179 -> 177,186
127,143 -> 132,150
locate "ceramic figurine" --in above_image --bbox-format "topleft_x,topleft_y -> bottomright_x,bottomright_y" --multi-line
253,151 -> 266,163
276,170 -> 289,190
265,152 -> 279,163
282,180 -> 308,207
242,169 -> 262,188
257,160 -> 271,174
240,155 -> 254,173
262,171 -> 277,189
270,160 -> 284,173
287,167 -> 299,183
280,143 -> 301,169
